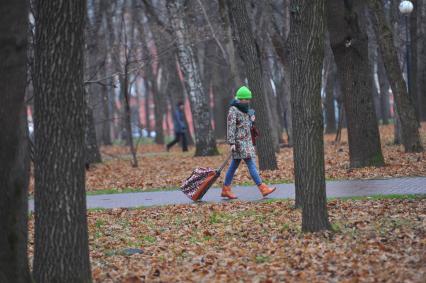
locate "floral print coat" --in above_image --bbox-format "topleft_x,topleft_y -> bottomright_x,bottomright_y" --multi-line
227,106 -> 256,159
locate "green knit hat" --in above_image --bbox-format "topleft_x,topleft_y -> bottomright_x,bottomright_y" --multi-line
235,86 -> 252,100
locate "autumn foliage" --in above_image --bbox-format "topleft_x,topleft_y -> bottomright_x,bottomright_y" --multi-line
28,197 -> 426,282
84,124 -> 426,193
27,124 -> 425,194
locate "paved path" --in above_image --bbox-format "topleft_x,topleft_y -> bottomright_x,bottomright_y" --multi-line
28,177 -> 426,211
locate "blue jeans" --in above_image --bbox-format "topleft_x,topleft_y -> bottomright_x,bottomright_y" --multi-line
224,158 -> 262,186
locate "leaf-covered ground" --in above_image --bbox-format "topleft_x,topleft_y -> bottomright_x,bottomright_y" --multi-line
28,197 -> 426,282
83,124 -> 426,193
28,124 -> 426,194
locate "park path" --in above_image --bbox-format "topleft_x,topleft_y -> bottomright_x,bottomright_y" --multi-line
28,177 -> 426,211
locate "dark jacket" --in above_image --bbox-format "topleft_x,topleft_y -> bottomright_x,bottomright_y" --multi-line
172,107 -> 186,133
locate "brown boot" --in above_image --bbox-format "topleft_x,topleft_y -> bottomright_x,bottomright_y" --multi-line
258,183 -> 276,197
221,185 -> 237,199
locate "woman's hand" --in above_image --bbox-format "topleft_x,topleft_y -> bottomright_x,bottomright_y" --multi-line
230,144 -> 236,152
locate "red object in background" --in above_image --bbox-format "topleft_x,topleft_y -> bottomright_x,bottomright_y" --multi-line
251,125 -> 259,145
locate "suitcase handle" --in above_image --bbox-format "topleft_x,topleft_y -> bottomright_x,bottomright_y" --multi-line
216,152 -> 233,174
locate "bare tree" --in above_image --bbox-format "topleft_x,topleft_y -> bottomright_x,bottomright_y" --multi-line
167,0 -> 218,156
289,0 -> 331,232
369,0 -> 423,152
117,4 -> 139,167
134,5 -> 166,145
33,1 -> 92,282
226,0 -> 278,170
269,0 -> 294,146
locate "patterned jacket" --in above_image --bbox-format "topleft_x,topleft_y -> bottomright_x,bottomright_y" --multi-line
227,106 -> 256,159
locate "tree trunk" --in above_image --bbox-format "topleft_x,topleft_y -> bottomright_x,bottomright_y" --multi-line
394,106 -> 403,144
85,105 -> 102,166
289,0 -> 331,232
99,1 -> 112,146
227,0 -> 278,170
212,46 -> 230,140
368,30 -> 382,122
327,0 -> 385,168
144,78 -> 151,138
270,27 -> 293,146
409,1 -> 419,121
135,7 -> 164,145
324,42 -> 337,134
419,0 -> 426,121
33,1 -> 92,282
273,76 -> 287,144
369,0 -> 423,152
85,0 -> 106,148
263,57 -> 281,152
377,54 -> 390,125
0,1 -> 31,281
167,0 -> 218,156
152,76 -> 165,145
122,66 -> 138,167
282,73 -> 293,146
218,0 -> 242,87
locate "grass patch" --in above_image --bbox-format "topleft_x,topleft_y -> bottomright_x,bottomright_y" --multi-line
88,207 -> 108,212
255,255 -> 271,264
209,212 -> 232,224
329,194 -> 426,201
95,219 -> 106,228
142,235 -> 157,245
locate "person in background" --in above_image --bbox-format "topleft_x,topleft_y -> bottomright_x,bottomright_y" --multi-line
166,101 -> 188,152
221,86 -> 276,199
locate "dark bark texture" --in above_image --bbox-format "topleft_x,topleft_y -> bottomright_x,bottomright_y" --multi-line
369,0 -> 423,152
409,0 -> 419,121
327,0 -> 384,168
167,0 -> 218,156
0,2 -> 31,281
85,105 -> 102,165
0,0 -> 31,283
419,0 -> 426,121
227,0 -> 278,170
33,1 -> 92,282
289,0 -> 331,232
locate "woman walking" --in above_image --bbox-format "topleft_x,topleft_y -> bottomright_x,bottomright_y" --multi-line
221,86 -> 276,199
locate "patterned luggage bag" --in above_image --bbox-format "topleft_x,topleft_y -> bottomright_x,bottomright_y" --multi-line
179,153 -> 232,201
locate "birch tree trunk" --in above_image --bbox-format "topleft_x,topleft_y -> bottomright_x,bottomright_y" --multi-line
289,0 -> 331,232
167,0 -> 218,156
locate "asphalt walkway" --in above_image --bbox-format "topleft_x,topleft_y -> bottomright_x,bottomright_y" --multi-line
28,177 -> 426,211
